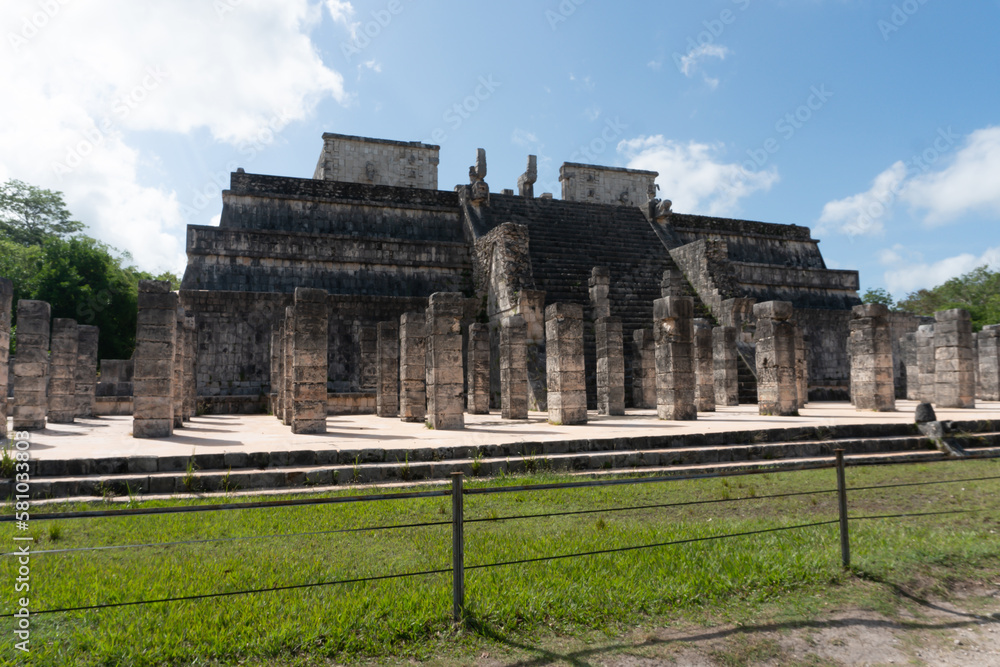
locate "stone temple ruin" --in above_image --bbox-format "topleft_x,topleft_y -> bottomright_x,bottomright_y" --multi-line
2,133 -> 998,437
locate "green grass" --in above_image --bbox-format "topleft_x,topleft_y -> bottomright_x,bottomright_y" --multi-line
1,459 -> 998,666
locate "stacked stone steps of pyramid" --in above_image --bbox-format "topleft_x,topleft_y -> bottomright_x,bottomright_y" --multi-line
737,354 -> 759,404
19,423 -> 1000,499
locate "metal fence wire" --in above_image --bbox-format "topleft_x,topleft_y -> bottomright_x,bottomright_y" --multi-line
4,450 -> 998,620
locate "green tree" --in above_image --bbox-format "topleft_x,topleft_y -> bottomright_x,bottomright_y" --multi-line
861,287 -> 895,310
897,265 -> 1000,331
0,179 -> 84,246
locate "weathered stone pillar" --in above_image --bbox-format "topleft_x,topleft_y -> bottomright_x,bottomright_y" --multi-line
270,324 -> 282,417
133,281 -> 176,438
754,301 -> 798,416
915,325 -> 935,403
596,316 -> 624,415
13,301 -> 51,431
712,326 -> 739,407
48,319 -> 79,424
794,326 -> 809,409
654,296 -> 696,421
358,325 -> 377,389
0,279 -> 11,439
500,314 -> 528,419
172,306 -> 186,428
660,269 -> 686,298
934,309 -> 975,409
632,329 -> 656,409
290,288 -> 328,434
848,304 -> 895,412
274,322 -> 285,420
546,303 -> 587,425
693,319 -> 715,413
376,321 -> 400,418
74,326 -> 99,419
183,316 -> 197,421
467,323 -> 490,414
978,325 -> 1000,401
900,332 -> 920,401
282,308 -> 295,426
399,312 -> 427,423
425,293 -> 465,430
589,267 -> 610,321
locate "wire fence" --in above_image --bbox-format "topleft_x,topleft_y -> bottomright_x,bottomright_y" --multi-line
4,451 -> 1000,621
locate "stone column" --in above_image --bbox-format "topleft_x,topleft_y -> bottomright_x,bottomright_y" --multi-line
13,301 -> 52,431
270,324 -> 282,417
588,267 -> 610,321
376,321 -> 400,418
660,269 -> 687,298
183,316 -> 197,421
133,281 -> 176,438
425,292 -> 465,430
171,306 -> 186,428
467,323 -> 490,414
632,329 -> 656,409
48,319 -> 78,424
654,296 -> 696,421
74,326 -> 99,418
399,312 -> 427,423
934,309 -> 975,409
915,325 -> 935,403
546,303 -> 587,425
754,301 -> 799,416
900,332 -> 920,401
978,325 -> 1000,401
282,308 -> 295,425
596,316 -> 624,416
291,288 -> 328,434
712,326 -> 739,407
0,279 -> 11,439
693,319 -> 715,413
848,304 -> 895,412
274,322 -> 285,420
500,314 -> 528,419
794,326 -> 809,409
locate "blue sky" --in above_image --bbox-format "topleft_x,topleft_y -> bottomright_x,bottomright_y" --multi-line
3,0 -> 999,300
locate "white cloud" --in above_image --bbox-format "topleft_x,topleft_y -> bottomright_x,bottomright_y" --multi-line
0,0 -> 347,273
882,246 -> 1000,295
619,135 -> 779,216
676,44 -> 729,88
817,126 -> 1000,238
816,161 -> 907,237
511,129 -> 539,147
903,126 -> 1000,225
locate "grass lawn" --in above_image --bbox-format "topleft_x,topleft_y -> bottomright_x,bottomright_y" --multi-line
1,458 -> 999,666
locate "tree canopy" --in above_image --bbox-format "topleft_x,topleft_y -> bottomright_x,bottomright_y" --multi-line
0,179 -> 84,246
1,179 -> 179,360
896,265 -> 1000,331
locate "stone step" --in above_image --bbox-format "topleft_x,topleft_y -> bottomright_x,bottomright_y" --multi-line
18,428 -> 1000,499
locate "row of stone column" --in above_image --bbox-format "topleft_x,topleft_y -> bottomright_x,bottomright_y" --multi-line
132,280 -> 197,438
898,309 -> 996,408
0,283 -> 101,434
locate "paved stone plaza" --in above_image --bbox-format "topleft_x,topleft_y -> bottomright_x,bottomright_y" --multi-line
11,401 -> 1000,462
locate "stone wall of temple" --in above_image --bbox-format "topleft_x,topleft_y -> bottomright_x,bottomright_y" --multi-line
312,133 -> 439,190
559,163 -> 658,207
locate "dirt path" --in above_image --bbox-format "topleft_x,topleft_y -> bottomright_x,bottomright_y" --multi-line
467,584 -> 1000,666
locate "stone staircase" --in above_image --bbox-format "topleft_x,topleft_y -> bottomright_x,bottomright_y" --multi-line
17,420 -> 1000,501
483,194 -> 711,406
